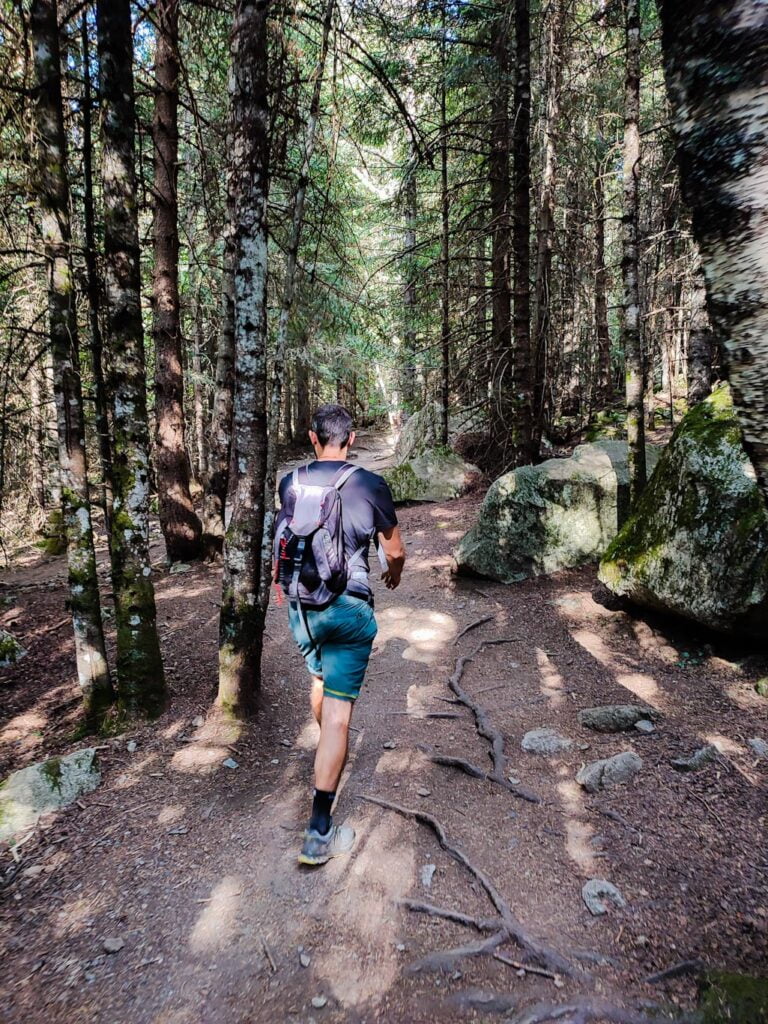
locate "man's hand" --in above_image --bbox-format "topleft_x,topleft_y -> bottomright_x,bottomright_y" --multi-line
378,525 -> 406,590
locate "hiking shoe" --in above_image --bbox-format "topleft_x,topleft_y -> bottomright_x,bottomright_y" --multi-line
298,823 -> 356,866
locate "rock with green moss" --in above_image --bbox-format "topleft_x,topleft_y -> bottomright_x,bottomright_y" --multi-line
453,441 -> 662,583
599,385 -> 768,638
0,629 -> 26,667
382,450 -> 481,504
395,402 -> 485,463
0,748 -> 100,843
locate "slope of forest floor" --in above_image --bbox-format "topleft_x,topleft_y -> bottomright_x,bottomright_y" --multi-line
1,438 -> 767,1023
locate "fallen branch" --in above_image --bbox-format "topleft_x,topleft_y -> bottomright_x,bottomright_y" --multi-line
361,794 -> 576,978
644,958 -> 706,984
493,951 -> 559,981
454,614 -> 494,643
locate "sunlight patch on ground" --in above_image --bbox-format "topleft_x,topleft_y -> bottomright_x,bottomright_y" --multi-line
52,893 -> 103,940
705,732 -> 743,757
318,808 -> 414,1007
157,803 -> 186,825
0,708 -> 47,751
113,753 -> 159,789
374,605 -> 456,663
171,717 -> 241,775
556,771 -> 599,876
161,718 -> 188,740
374,749 -> 422,776
294,717 -> 320,751
405,681 -> 448,714
572,628 -> 663,708
405,555 -> 454,573
536,648 -> 565,710
189,875 -> 244,953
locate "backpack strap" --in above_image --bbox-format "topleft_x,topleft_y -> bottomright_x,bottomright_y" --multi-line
333,464 -> 358,490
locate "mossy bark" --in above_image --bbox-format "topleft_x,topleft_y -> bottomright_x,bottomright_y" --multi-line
659,0 -> 768,506
97,0 -> 166,719
218,0 -> 271,718
30,0 -> 114,729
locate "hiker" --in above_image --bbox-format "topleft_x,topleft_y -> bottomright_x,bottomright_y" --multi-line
274,404 -> 406,866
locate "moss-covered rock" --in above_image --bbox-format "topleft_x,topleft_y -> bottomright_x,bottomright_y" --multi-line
395,402 -> 485,463
599,385 -> 768,638
0,629 -> 26,667
0,748 -> 100,843
382,449 -> 481,504
453,441 -> 662,583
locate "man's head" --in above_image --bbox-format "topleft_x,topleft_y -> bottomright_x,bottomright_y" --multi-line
309,403 -> 355,457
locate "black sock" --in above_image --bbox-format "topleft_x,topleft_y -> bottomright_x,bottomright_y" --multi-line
309,789 -> 335,835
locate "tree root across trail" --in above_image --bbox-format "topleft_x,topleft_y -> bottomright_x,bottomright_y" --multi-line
360,796 -> 699,1024
422,638 -> 541,803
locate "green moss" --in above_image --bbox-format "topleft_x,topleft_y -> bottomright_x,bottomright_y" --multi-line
39,507 -> 67,555
755,678 -> 768,698
382,462 -> 421,503
41,756 -> 63,791
0,631 -> 23,664
699,970 -> 768,1023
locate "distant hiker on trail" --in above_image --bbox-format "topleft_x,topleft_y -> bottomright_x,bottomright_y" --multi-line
274,404 -> 406,866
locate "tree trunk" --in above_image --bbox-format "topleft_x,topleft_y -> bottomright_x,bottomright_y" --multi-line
511,0 -> 535,465
152,0 -> 202,562
488,4 -> 512,456
295,355 -> 311,438
594,153 -> 612,405
401,100 -> 418,414
29,362 -> 46,509
622,0 -> 646,507
439,3 -> 450,448
218,0 -> 271,717
81,12 -> 113,534
532,0 -> 563,441
31,0 -> 114,727
201,213 -> 236,559
259,0 -> 333,614
687,262 -> 714,406
97,0 -> 166,719
192,303 -> 207,482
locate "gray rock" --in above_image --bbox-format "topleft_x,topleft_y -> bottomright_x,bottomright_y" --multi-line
382,450 -> 481,504
421,864 -> 436,889
0,748 -> 100,843
0,629 -> 26,667
222,757 -> 239,770
300,951 -> 311,968
169,562 -> 191,574
671,745 -> 717,772
311,995 -> 328,1009
582,879 -> 626,916
576,751 -> 642,793
747,737 -> 768,758
395,402 -> 485,463
521,728 -> 573,756
191,715 -> 205,729
599,385 -> 768,639
579,704 -> 658,733
634,719 -> 656,734
454,441 -> 662,583
126,740 -> 137,753
103,936 -> 124,954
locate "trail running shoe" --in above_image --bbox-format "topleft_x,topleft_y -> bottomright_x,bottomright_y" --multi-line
298,823 -> 356,866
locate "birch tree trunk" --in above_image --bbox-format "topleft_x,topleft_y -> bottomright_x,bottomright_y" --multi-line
97,0 -> 166,719
152,0 -> 202,562
622,0 -> 646,507
594,151 -> 612,404
31,0 -> 114,727
258,0 -> 333,614
439,0 -> 451,448
218,0 -> 271,716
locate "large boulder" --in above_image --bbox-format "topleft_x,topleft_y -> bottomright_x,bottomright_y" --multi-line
454,441 -> 662,583
395,402 -> 485,463
382,450 -> 481,504
0,748 -> 101,843
0,629 -> 26,667
599,385 -> 768,638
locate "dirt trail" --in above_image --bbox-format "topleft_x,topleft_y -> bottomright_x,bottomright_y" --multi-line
1,439 -> 767,1023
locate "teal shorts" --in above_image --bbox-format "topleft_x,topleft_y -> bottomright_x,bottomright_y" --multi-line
288,593 -> 378,702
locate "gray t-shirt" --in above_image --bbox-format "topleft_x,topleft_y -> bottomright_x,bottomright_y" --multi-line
277,461 -> 398,595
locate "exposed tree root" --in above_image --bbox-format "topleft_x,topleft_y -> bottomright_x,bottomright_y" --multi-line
419,747 -> 541,804
644,959 -> 706,984
361,794 -> 577,979
454,614 -> 495,642
507,997 -> 695,1024
400,898 -> 502,933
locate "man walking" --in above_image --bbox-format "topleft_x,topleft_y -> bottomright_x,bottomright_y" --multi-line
274,404 -> 406,866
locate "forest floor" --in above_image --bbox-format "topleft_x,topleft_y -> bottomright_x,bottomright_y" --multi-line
1,430 -> 767,1024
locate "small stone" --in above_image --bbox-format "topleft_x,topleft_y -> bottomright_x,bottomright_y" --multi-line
280,739 -> 291,748
300,952 -> 311,968
126,740 -> 137,753
311,995 -> 327,1009
671,745 -> 717,772
516,968 -> 526,977
103,936 -> 124,954
508,776 -> 521,785
222,758 -> 239,770
383,740 -> 396,750
417,787 -> 431,797
582,879 -> 625,916
421,864 -> 436,889
579,704 -> 658,733
191,716 -> 204,729
635,935 -> 650,947
554,976 -> 565,988
23,865 -> 44,879
169,562 -> 191,574
748,737 -> 768,758
634,720 -> 655,734
576,752 -> 642,792
521,727 -> 572,756
270,758 -> 279,765
395,943 -> 406,952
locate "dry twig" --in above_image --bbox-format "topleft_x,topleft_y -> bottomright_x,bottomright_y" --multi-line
454,614 -> 494,642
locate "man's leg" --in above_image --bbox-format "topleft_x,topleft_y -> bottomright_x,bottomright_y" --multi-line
314,695 -> 353,792
310,676 -> 324,724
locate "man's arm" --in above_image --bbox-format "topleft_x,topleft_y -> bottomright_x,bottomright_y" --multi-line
378,524 -> 406,590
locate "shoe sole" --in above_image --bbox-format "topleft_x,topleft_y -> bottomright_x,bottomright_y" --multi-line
297,851 -> 331,866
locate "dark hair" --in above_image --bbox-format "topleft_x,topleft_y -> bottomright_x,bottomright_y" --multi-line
311,404 -> 353,447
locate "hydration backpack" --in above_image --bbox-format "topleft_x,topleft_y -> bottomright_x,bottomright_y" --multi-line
274,464 -> 364,608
